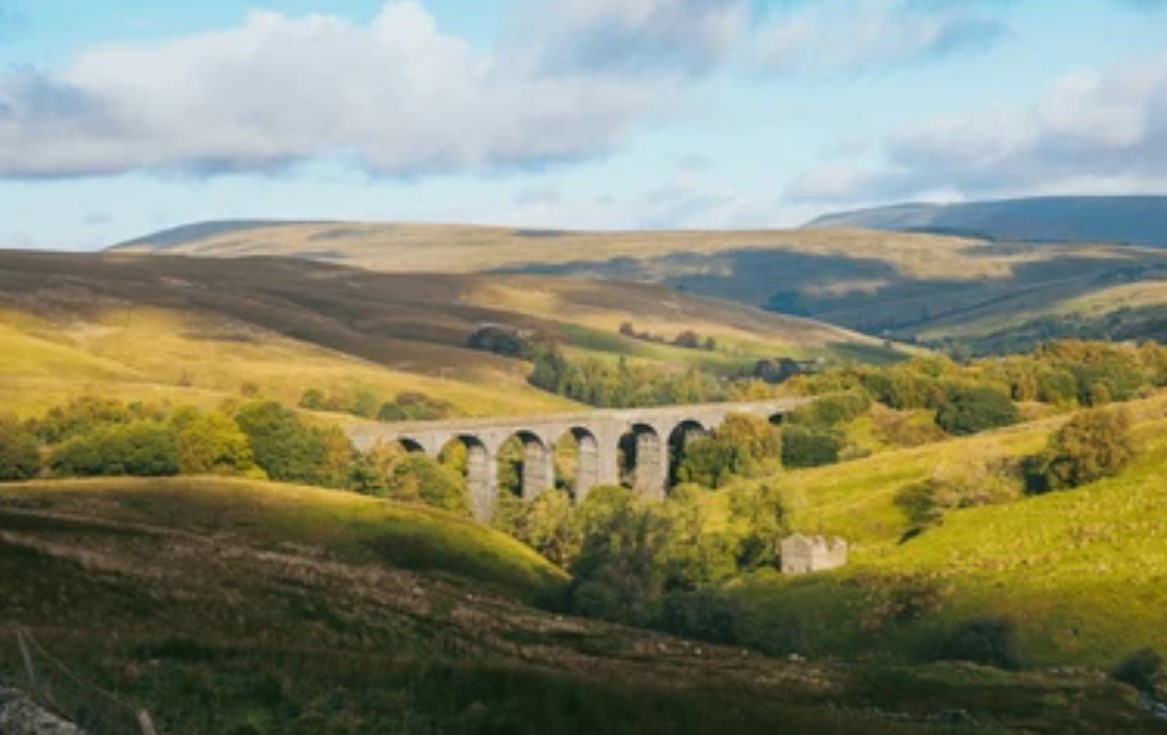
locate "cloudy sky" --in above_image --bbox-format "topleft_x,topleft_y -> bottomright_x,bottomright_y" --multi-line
1,0 -> 1166,250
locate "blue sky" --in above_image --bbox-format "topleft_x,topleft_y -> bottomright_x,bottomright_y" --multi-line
1,0 -> 1165,250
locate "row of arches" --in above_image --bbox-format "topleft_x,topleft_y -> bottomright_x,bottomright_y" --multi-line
388,420 -> 713,520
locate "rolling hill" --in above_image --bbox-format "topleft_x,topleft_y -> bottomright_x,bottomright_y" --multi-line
109,219 -> 1167,352
0,250 -> 892,418
805,196 -> 1167,249
0,476 -> 1153,733
706,390 -> 1167,672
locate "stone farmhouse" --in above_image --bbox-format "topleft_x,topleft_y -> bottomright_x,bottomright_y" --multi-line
780,533 -> 848,575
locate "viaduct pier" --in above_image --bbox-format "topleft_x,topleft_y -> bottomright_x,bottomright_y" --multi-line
347,399 -> 807,521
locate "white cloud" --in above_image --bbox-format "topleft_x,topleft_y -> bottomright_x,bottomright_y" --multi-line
0,2 -> 674,178
787,47 -> 1167,203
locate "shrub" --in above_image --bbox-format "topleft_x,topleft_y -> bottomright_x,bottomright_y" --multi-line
235,401 -> 335,486
894,482 -> 943,531
33,396 -> 137,443
729,482 -> 788,570
466,326 -> 535,358
1028,407 -> 1135,492
858,573 -> 948,631
781,426 -> 843,468
384,454 -> 469,514
499,488 -> 579,566
174,410 -> 258,476
1111,648 -> 1163,693
52,421 -> 180,478
787,390 -> 871,428
935,386 -> 1018,436
653,589 -> 742,645
0,414 -> 40,481
937,617 -> 1020,670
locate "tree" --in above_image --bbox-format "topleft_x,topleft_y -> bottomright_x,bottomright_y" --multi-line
235,401 -> 332,485
658,485 -> 736,590
174,410 -> 258,476
781,426 -> 843,468
1029,407 -> 1135,492
0,414 -> 40,481
935,385 -> 1018,436
52,421 -> 180,478
33,396 -> 135,443
384,454 -> 468,514
569,486 -> 669,624
729,482 -> 789,570
507,488 -> 580,566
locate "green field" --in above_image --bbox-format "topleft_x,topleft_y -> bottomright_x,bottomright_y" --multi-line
0,476 -> 1154,734
705,391 -> 1167,670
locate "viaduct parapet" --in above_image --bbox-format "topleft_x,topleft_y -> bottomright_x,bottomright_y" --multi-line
347,399 -> 808,522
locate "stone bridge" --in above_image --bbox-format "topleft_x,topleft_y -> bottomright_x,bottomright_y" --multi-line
348,399 -> 808,521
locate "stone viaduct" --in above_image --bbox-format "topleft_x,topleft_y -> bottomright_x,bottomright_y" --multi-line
347,399 -> 808,521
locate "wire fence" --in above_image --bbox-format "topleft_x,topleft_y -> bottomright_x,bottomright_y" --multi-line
12,627 -> 159,735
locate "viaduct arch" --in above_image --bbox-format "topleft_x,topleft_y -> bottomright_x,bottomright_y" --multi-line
347,399 -> 807,522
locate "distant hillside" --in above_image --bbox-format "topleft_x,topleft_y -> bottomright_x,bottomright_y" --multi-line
108,219 -> 1167,351
806,196 -> 1167,248
0,250 -> 891,417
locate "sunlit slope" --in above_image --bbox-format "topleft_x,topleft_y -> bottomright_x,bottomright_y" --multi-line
0,478 -> 1152,733
728,392 -> 1167,667
111,220 -> 1167,342
0,306 -> 576,418
0,251 -> 895,418
0,476 -> 567,602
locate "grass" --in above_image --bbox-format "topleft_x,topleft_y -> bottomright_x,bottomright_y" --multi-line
0,477 -> 567,605
0,475 -> 1154,734
0,251 -> 897,420
0,305 -> 576,419
711,390 -> 1167,670
109,220 -> 1167,346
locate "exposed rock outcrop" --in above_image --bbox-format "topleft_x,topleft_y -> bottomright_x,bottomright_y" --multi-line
0,688 -> 87,735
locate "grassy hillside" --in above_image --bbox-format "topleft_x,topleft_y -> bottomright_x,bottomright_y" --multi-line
109,220 -> 1167,346
806,195 -> 1167,249
0,477 -> 1153,733
0,250 -> 894,418
714,391 -> 1167,669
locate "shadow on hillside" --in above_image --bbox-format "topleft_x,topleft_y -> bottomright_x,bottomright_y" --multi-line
497,246 -> 1167,337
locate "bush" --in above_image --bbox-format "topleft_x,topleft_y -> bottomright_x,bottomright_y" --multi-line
1111,648 -> 1163,693
937,617 -> 1020,670
384,454 -> 469,514
858,573 -> 948,631
504,488 -> 580,566
0,414 -> 40,481
466,326 -> 535,358
653,589 -> 741,645
935,386 -> 1018,436
781,426 -> 842,468
1028,407 -> 1135,492
174,410 -> 258,476
894,482 -> 943,531
729,482 -> 788,570
235,401 -> 337,486
52,421 -> 180,478
787,390 -> 871,428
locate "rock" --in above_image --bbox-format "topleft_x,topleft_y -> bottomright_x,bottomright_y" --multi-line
0,688 -> 89,735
